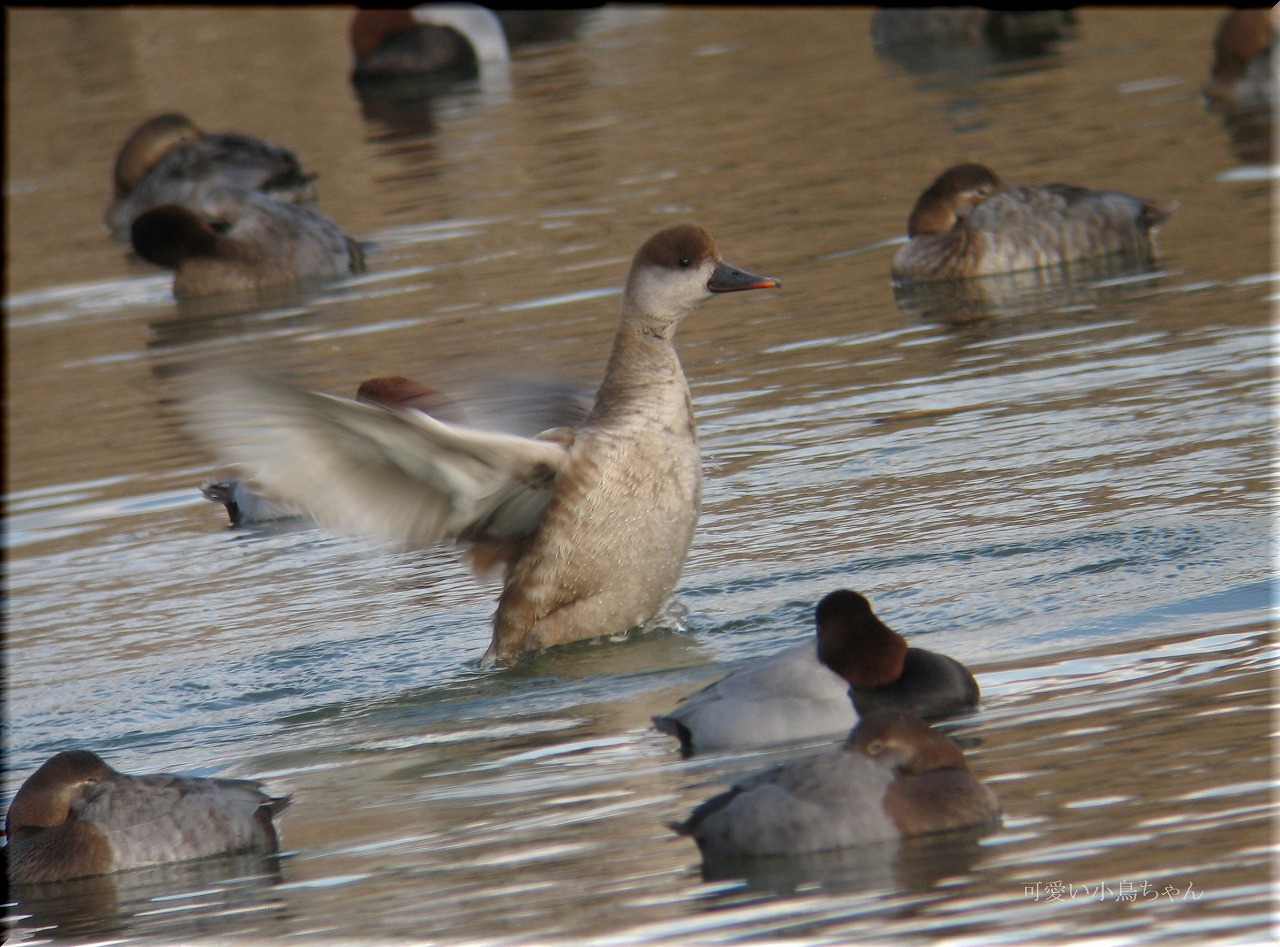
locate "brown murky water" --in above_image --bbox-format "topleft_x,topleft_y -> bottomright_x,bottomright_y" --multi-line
5,7 -> 1274,944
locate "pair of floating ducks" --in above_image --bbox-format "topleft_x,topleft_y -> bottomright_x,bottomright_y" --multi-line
110,2 -> 537,293
108,113 -> 364,297
657,591 -> 995,863
8,589 -> 994,882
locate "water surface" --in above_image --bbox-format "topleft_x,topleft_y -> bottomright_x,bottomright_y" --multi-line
4,7 -> 1274,944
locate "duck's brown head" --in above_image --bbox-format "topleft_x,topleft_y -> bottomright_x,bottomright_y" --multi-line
907,163 -> 1001,236
113,113 -> 203,196
6,750 -> 116,836
814,589 -> 909,689
846,710 -> 969,776
623,224 -> 779,336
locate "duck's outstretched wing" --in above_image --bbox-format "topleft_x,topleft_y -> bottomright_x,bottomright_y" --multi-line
185,371 -> 570,549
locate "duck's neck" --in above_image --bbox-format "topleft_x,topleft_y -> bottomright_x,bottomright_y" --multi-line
587,320 -> 691,428
907,197 -> 957,237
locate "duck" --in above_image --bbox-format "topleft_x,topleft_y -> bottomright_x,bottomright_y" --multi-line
130,185 -> 365,297
105,112 -> 317,242
350,5 -> 510,83
653,589 -> 979,756
200,479 -> 300,528
184,224 -> 779,664
673,709 -> 1000,859
1202,8 -> 1276,110
202,375 -> 464,527
891,162 -> 1174,282
5,750 -> 291,884
351,374 -> 465,418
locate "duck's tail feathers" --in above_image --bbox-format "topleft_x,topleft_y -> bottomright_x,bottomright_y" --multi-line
651,715 -> 694,758
1143,199 -> 1179,230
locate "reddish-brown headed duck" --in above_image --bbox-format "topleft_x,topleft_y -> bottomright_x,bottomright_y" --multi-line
674,710 -> 1000,858
1202,8 -> 1276,109
6,750 -> 290,884
653,589 -> 979,755
186,224 -> 779,665
891,162 -> 1174,282
353,375 -> 465,419
350,6 -> 510,83
130,185 -> 364,297
106,113 -> 316,242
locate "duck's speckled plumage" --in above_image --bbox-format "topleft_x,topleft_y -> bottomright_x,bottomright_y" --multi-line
892,163 -> 1173,282
6,750 -> 289,884
131,185 -> 364,297
185,224 -> 779,663
106,113 -> 316,242
675,711 -> 999,858
653,590 -> 979,755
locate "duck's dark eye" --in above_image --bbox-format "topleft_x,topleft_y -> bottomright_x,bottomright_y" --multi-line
678,257 -> 692,268
866,740 -> 883,755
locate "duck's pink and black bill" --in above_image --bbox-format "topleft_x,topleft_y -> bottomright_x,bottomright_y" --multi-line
708,261 -> 781,293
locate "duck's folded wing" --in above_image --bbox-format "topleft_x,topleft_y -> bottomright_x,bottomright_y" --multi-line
185,372 -> 569,549
84,775 -> 268,828
978,185 -> 1162,233
85,776 -> 284,863
663,643 -> 842,716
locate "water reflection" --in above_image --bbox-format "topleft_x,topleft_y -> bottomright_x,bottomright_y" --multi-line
871,7 -> 1077,80
357,84 -> 451,143
4,6 -> 1273,944
145,291 -> 330,350
1206,100 -> 1274,167
350,11 -> 599,196
495,10 -> 597,49
695,826 -> 994,897
890,255 -> 1170,332
8,852 -> 288,944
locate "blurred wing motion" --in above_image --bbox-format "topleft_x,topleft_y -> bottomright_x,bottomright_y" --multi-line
185,371 -> 570,548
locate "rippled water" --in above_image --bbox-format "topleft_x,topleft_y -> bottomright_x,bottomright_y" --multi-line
5,7 -> 1275,945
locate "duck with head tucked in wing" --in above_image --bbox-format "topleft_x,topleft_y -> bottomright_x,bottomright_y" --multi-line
891,162 -> 1174,283
130,185 -> 364,297
674,709 -> 999,859
6,750 -> 290,884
